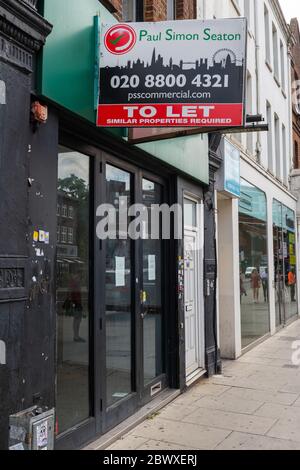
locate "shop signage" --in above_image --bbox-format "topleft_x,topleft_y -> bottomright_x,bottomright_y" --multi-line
97,18 -> 247,128
216,139 -> 240,198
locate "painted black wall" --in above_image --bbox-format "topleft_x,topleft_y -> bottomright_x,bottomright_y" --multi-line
0,0 -> 52,449
204,134 -> 223,376
0,0 -> 222,450
0,58 -> 30,450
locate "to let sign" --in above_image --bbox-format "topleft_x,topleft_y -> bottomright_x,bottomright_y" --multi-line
97,19 -> 247,128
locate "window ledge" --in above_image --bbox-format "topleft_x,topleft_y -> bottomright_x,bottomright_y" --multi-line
248,29 -> 254,40
98,0 -> 118,14
274,75 -> 281,88
265,60 -> 273,73
231,0 -> 242,16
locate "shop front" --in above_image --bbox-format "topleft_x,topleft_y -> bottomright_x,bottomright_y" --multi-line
48,123 -> 217,450
51,123 -> 219,449
217,141 -> 299,359
55,139 -> 174,445
239,179 -> 270,349
34,0 -> 221,449
273,200 -> 298,327
0,0 -> 222,450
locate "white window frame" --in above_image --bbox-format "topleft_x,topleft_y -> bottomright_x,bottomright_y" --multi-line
61,227 -> 67,244
183,193 -> 205,374
264,5 -> 271,66
123,0 -> 136,22
62,205 -> 68,218
167,0 -> 175,20
68,227 -> 74,245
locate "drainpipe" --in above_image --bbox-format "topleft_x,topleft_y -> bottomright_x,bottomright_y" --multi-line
254,0 -> 262,163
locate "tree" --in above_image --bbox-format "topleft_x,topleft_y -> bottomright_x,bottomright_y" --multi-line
57,174 -> 89,201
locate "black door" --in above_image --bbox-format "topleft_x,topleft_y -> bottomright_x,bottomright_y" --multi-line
55,144 -> 169,446
140,176 -> 167,403
99,156 -> 168,432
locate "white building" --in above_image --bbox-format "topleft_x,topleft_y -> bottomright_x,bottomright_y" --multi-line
198,0 -> 299,357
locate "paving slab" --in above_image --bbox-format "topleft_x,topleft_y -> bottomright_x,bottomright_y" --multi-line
292,396 -> 300,407
108,436 -> 148,451
137,440 -> 196,451
218,387 -> 298,406
255,402 -> 300,420
216,432 -> 300,450
97,319 -> 300,451
173,383 -> 231,406
129,418 -> 231,450
182,407 -> 276,435
194,394 -> 264,414
267,418 -> 300,442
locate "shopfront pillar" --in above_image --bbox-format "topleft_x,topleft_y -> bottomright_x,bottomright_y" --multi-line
217,197 -> 242,359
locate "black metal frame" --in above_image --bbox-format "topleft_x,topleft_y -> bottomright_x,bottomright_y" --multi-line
55,134 -> 99,450
138,168 -> 169,405
55,125 -> 175,449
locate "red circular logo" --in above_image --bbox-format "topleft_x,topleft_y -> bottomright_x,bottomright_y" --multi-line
104,24 -> 137,55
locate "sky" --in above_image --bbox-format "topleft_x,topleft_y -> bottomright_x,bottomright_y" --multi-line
279,0 -> 300,22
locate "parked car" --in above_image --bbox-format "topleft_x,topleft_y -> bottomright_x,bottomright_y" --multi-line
245,267 -> 256,278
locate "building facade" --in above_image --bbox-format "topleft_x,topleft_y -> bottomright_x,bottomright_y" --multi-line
198,0 -> 299,357
0,0 -> 221,450
290,18 -> 300,259
1,0 -> 298,452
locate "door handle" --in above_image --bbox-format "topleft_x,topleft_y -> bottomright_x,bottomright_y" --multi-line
140,290 -> 147,304
141,312 -> 148,320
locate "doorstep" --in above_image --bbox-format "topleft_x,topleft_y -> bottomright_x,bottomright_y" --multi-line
83,389 -> 181,451
186,368 -> 207,388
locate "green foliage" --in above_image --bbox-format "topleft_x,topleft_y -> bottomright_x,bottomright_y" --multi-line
58,174 -> 89,201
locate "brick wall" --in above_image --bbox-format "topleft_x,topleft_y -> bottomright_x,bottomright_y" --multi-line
105,0 -> 196,22
144,0 -> 167,22
176,0 -> 196,20
102,0 -> 123,20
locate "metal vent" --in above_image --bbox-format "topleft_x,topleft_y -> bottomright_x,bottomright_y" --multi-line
150,382 -> 162,397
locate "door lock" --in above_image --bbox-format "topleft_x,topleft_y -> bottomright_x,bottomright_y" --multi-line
140,290 -> 147,304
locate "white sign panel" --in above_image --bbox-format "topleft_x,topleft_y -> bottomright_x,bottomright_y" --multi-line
115,256 -> 125,287
98,19 -> 247,127
148,255 -> 156,281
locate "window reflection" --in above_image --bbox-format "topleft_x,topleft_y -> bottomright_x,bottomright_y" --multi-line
105,165 -> 133,407
239,180 -> 270,348
142,179 -> 164,385
56,146 -> 90,434
273,200 -> 297,325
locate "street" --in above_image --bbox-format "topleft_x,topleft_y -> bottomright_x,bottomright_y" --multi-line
106,319 -> 300,450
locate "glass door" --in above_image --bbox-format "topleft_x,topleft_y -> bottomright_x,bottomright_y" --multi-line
56,146 -> 91,437
273,200 -> 298,328
101,163 -> 167,431
273,223 -> 285,327
141,178 -> 165,395
105,164 -> 135,409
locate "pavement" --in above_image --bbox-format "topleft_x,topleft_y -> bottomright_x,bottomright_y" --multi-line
107,319 -> 300,450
